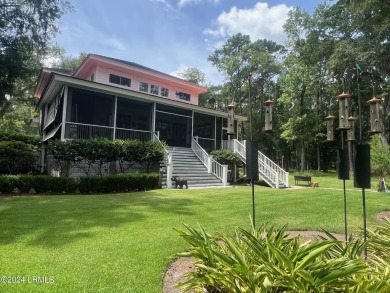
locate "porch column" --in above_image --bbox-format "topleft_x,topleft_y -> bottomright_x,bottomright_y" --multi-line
191,110 -> 194,141
208,154 -> 212,173
44,103 -> 48,134
222,164 -> 228,186
214,116 -> 217,149
60,86 -> 68,141
166,152 -> 173,188
151,102 -> 156,139
113,96 -> 118,140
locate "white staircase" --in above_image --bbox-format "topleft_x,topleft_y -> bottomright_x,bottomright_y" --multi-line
223,139 -> 289,189
162,147 -> 227,188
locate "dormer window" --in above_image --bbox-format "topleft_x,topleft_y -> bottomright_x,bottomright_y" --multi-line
151,85 -> 159,95
109,74 -> 131,87
140,82 -> 148,92
161,88 -> 169,97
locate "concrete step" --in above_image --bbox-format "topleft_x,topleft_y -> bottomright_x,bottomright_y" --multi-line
162,182 -> 227,189
164,173 -> 218,178
165,177 -> 222,183
163,147 -> 224,188
173,164 -> 208,169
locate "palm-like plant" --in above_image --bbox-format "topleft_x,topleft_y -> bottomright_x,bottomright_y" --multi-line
175,221 -> 390,292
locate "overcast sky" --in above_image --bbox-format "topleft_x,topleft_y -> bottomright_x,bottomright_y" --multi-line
55,0 -> 326,84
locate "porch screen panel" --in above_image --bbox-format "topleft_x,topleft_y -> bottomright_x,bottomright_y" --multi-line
194,113 -> 215,150
67,87 -> 115,126
155,104 -> 192,148
116,98 -> 151,131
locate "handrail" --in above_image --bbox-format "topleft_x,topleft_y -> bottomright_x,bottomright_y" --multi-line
196,136 -> 216,150
152,131 -> 172,188
192,137 -> 228,185
66,121 -> 114,129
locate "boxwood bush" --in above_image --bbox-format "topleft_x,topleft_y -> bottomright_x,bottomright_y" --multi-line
0,173 -> 159,194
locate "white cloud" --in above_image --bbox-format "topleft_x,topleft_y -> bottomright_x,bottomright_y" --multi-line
103,37 -> 126,51
152,0 -> 176,11
204,2 -> 291,45
178,0 -> 220,8
169,65 -> 189,78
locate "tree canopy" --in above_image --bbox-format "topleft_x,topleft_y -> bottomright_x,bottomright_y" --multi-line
0,0 -> 71,131
208,0 -> 390,172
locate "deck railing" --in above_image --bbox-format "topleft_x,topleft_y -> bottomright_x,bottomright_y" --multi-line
192,136 -> 227,185
115,128 -> 151,141
65,122 -> 151,141
196,136 -> 216,150
65,122 -> 114,140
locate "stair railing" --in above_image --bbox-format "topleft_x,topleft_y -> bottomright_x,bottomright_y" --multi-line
192,136 -> 228,186
153,131 -> 173,188
224,139 -> 289,188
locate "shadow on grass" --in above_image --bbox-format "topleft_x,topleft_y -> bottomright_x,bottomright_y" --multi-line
0,191 -> 197,247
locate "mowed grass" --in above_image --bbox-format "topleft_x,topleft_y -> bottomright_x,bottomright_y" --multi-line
1,182 -> 390,293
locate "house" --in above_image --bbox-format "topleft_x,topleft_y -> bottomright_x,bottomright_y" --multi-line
34,53 -> 250,187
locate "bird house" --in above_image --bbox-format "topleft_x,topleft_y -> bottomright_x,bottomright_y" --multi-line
264,99 -> 274,133
368,97 -> 383,133
325,115 -> 335,141
226,103 -> 236,135
336,92 -> 351,129
347,116 -> 357,141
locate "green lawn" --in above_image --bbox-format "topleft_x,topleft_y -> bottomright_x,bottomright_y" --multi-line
1,182 -> 390,292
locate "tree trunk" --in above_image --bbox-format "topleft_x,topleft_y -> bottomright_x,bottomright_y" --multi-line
317,143 -> 321,171
300,142 -> 305,173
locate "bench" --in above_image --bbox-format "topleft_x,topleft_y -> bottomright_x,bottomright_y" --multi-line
294,176 -> 312,186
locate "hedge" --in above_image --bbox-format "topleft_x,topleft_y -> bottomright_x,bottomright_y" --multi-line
48,139 -> 166,176
0,173 -> 159,194
0,130 -> 40,146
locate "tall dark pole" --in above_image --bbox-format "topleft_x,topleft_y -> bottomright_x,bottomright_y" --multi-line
341,131 -> 348,241
249,75 -> 253,141
248,73 -> 255,228
356,67 -> 368,259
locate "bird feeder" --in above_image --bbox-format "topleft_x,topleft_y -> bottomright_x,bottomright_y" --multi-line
367,97 -> 383,133
226,103 -> 236,135
347,116 -> 357,141
264,99 -> 274,133
336,92 -> 351,129
325,115 -> 335,141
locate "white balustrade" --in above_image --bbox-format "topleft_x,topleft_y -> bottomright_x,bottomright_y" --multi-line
192,137 -> 228,185
222,139 -> 289,188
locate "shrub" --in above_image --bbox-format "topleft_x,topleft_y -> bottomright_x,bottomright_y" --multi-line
114,140 -> 138,173
48,140 -> 77,177
210,149 -> 243,170
48,139 -> 166,176
78,173 -> 159,193
0,141 -> 38,174
176,222 -> 390,292
0,130 -> 40,146
137,140 -> 166,173
0,175 -> 77,193
0,173 -> 159,194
